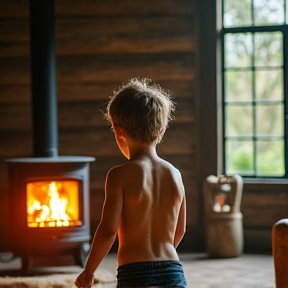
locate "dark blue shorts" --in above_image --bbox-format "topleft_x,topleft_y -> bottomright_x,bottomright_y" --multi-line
116,260 -> 187,288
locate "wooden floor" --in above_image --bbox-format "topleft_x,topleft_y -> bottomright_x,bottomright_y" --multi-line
98,253 -> 275,288
0,252 -> 275,287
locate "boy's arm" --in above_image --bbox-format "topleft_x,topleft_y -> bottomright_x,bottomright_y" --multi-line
174,194 -> 186,248
174,172 -> 186,248
75,167 -> 123,287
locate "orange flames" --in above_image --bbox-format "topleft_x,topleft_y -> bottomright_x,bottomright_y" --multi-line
27,180 -> 82,228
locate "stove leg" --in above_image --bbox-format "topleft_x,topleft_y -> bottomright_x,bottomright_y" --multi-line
74,242 -> 90,267
21,252 -> 30,272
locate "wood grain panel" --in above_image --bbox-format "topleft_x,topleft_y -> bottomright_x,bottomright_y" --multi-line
55,79 -> 195,102
57,123 -> 195,157
240,191 -> 288,228
55,17 -> 194,56
0,123 -> 195,158
238,189 -> 288,228
58,101 -> 108,128
0,130 -> 32,158
55,0 -> 194,17
0,98 -> 193,130
242,192 -> 288,207
160,154 -> 196,180
56,53 -> 195,83
0,57 -> 30,85
0,17 -> 194,57
0,0 -> 193,19
0,84 -> 31,104
0,127 -> 195,158
159,123 -> 195,154
57,126 -> 118,157
0,80 -> 195,104
185,192 -> 201,226
0,19 -> 30,58
0,0 -> 29,19
0,53 -> 194,85
0,104 -> 32,130
242,205 -> 288,228
175,98 -> 194,123
57,97 -> 194,128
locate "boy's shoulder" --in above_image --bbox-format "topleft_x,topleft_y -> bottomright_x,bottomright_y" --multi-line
105,161 -> 143,188
107,162 -> 128,177
107,160 -> 145,176
106,161 -> 141,178
109,157 -> 181,178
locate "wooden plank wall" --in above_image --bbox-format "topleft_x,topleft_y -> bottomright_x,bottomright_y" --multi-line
241,183 -> 288,251
0,0 -> 199,251
1,0 -> 285,253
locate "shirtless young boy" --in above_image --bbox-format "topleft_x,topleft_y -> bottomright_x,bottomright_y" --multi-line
75,78 -> 187,288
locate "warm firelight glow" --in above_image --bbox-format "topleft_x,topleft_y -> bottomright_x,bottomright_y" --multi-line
27,180 -> 82,228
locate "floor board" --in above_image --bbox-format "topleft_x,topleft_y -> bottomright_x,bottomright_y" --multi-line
0,252 -> 275,287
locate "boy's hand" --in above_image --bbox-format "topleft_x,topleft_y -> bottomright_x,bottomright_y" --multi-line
75,270 -> 94,288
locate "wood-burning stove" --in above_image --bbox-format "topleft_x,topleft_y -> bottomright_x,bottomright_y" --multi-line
5,0 -> 95,270
6,156 -> 94,270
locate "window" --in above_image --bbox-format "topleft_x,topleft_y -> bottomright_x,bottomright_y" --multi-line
222,0 -> 286,178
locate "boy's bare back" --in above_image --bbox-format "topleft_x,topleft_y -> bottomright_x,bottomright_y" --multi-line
108,153 -> 185,266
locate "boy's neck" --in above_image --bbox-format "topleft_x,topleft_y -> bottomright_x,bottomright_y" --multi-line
127,141 -> 158,161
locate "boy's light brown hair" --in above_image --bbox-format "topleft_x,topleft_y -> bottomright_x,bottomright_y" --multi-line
105,77 -> 175,144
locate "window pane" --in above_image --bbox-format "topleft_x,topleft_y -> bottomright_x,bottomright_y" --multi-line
254,32 -> 283,67
223,0 -> 252,27
226,105 -> 253,136
286,0 -> 288,23
257,140 -> 285,176
226,140 -> 254,175
254,0 -> 284,25
256,104 -> 284,136
225,71 -> 252,102
225,33 -> 252,67
255,69 -> 283,100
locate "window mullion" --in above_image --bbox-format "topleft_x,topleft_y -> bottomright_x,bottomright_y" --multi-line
252,32 -> 257,177
285,0 -> 287,24
251,0 -> 255,26
284,28 -> 288,177
222,30 -> 227,175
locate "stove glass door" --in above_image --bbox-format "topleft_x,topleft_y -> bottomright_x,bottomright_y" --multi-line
26,180 -> 82,228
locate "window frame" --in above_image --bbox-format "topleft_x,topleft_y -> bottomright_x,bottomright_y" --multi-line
222,2 -> 288,179
198,0 -> 288,184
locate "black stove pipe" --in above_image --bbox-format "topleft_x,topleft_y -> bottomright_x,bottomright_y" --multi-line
30,0 -> 58,157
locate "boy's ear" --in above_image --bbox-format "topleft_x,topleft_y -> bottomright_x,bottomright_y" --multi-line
112,122 -> 125,138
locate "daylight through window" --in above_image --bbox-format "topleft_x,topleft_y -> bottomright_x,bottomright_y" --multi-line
223,0 -> 286,177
